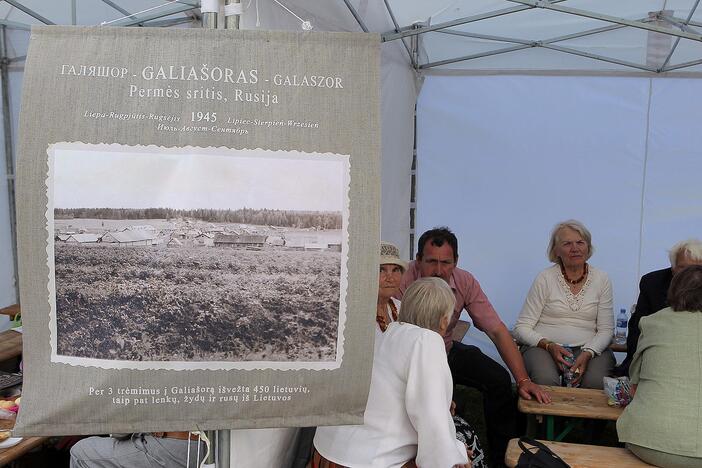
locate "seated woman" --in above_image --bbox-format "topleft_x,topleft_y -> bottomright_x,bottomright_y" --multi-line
313,276 -> 470,468
513,220 -> 614,389
617,265 -> 702,468
375,242 -> 406,336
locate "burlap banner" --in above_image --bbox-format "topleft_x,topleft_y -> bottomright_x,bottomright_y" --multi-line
15,26 -> 379,435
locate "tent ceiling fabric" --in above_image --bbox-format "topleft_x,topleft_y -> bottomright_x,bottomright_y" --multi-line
0,1 -> 200,28
2,1 -> 702,73
382,0 -> 702,73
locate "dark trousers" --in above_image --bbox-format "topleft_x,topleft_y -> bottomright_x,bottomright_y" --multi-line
448,341 -> 517,468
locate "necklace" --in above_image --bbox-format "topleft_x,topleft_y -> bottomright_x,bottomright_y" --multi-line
376,300 -> 398,333
560,262 -> 588,285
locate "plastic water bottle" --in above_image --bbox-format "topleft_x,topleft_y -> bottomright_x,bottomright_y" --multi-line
615,308 -> 628,344
561,346 -> 577,387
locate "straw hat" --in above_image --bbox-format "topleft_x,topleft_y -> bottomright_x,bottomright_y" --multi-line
380,242 -> 407,272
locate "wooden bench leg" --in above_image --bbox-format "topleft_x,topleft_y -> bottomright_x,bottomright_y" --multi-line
546,416 -> 555,440
544,417 -> 578,442
555,419 -> 577,442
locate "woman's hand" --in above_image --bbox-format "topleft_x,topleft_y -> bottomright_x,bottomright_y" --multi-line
546,342 -> 573,368
569,350 -> 592,386
450,400 -> 456,417
453,444 -> 472,468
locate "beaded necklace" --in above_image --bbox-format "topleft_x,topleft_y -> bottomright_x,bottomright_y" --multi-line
376,300 -> 398,333
560,262 -> 588,285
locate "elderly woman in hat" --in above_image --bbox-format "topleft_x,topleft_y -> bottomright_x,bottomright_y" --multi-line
375,242 -> 407,336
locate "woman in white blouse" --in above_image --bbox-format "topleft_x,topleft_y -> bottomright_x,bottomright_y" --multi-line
313,277 -> 470,468
513,220 -> 614,389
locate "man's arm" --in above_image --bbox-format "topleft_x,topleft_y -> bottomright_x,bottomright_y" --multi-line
486,324 -> 551,404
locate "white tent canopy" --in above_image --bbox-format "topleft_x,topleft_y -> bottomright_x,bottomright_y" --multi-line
1,3 -> 702,465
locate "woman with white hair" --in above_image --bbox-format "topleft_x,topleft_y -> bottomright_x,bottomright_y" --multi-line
616,238 -> 702,376
312,276 -> 470,468
513,220 -> 615,389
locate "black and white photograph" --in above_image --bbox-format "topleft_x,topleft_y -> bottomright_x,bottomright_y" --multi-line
48,143 -> 349,370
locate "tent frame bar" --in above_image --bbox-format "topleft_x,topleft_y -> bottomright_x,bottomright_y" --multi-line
669,15 -> 702,31
384,0 -> 702,73
507,0 -> 702,42
341,0 -> 368,33
100,0 -> 136,21
100,1 -> 199,27
434,19 -> 629,48
0,19 -> 30,31
421,18 -> 649,70
435,29 -> 532,46
381,3 -> 547,42
3,0 -> 54,25
542,43 -> 657,72
660,0 -> 701,71
381,0 -> 416,69
420,44 -> 530,69
661,56 -> 702,72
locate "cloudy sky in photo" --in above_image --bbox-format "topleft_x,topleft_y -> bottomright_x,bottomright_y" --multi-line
52,145 -> 347,212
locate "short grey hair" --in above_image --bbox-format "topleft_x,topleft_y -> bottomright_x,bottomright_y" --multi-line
668,265 -> 702,312
399,277 -> 455,333
669,239 -> 702,268
547,219 -> 594,263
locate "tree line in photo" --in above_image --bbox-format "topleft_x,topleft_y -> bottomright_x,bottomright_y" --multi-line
54,207 -> 342,229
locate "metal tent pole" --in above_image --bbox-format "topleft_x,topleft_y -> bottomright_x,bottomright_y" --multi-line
1,25 -> 18,302
201,2 -> 229,465
215,3 -> 239,461
211,3 -> 242,465
202,0 -> 218,29
224,0 -> 240,30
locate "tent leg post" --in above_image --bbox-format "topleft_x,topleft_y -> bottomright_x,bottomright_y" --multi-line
1,25 -> 18,303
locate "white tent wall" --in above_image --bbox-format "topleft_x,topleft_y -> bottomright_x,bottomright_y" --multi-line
416,74 -> 702,369
642,78 -> 702,273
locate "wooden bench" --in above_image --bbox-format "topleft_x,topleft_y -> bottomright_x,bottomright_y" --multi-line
0,305 -> 19,318
0,330 -> 22,364
519,385 -> 623,440
0,437 -> 50,466
505,438 -> 654,467
0,401 -> 51,467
